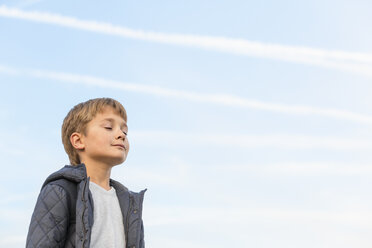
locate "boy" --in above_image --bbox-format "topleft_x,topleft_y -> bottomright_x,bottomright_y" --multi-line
26,97 -> 147,248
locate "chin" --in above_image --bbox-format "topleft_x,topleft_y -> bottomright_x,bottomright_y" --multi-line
111,156 -> 127,166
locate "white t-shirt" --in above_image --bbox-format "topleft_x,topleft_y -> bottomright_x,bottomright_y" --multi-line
89,181 -> 126,248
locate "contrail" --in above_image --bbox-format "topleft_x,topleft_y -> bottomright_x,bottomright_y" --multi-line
1,64 -> 372,125
0,5 -> 372,77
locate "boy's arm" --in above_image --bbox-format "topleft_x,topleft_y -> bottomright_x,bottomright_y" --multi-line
26,183 -> 70,248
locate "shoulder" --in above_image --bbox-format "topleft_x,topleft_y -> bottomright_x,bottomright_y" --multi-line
33,183 -> 70,219
38,182 -> 67,200
39,180 -> 74,202
41,179 -> 78,206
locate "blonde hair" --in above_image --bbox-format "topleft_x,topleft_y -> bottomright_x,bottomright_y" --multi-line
61,97 -> 127,165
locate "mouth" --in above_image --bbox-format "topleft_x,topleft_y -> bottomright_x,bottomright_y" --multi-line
113,144 -> 126,150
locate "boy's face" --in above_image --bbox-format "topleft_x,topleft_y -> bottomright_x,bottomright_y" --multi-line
77,106 -> 129,167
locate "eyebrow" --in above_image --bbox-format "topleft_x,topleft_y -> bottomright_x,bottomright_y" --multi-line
101,118 -> 128,128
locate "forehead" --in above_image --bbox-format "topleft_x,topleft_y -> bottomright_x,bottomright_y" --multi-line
94,107 -> 127,126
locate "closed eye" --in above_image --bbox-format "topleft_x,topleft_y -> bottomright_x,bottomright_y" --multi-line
105,127 -> 112,130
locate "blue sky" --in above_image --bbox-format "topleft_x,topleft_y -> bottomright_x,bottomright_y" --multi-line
1,1 -> 372,247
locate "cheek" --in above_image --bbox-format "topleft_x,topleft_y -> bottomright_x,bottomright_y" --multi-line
95,136 -> 109,147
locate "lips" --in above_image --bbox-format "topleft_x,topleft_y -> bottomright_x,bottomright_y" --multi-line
113,144 -> 126,150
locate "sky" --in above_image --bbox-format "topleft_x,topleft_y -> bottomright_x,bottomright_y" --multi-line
1,0 -> 372,247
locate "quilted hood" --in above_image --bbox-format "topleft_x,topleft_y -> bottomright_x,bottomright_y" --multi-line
42,163 -> 88,188
41,163 -> 135,194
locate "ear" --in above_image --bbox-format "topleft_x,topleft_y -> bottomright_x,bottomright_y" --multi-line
70,132 -> 85,150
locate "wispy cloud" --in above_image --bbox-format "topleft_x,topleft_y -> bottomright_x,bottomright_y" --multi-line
145,205 -> 372,227
0,235 -> 26,247
1,64 -> 372,125
122,161 -> 372,193
143,205 -> 372,247
0,6 -> 372,77
131,131 -> 372,149
219,162 -> 372,175
0,192 -> 37,205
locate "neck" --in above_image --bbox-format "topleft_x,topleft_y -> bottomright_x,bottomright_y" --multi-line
82,159 -> 113,190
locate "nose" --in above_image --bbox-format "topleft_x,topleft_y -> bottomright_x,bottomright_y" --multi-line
116,129 -> 126,140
